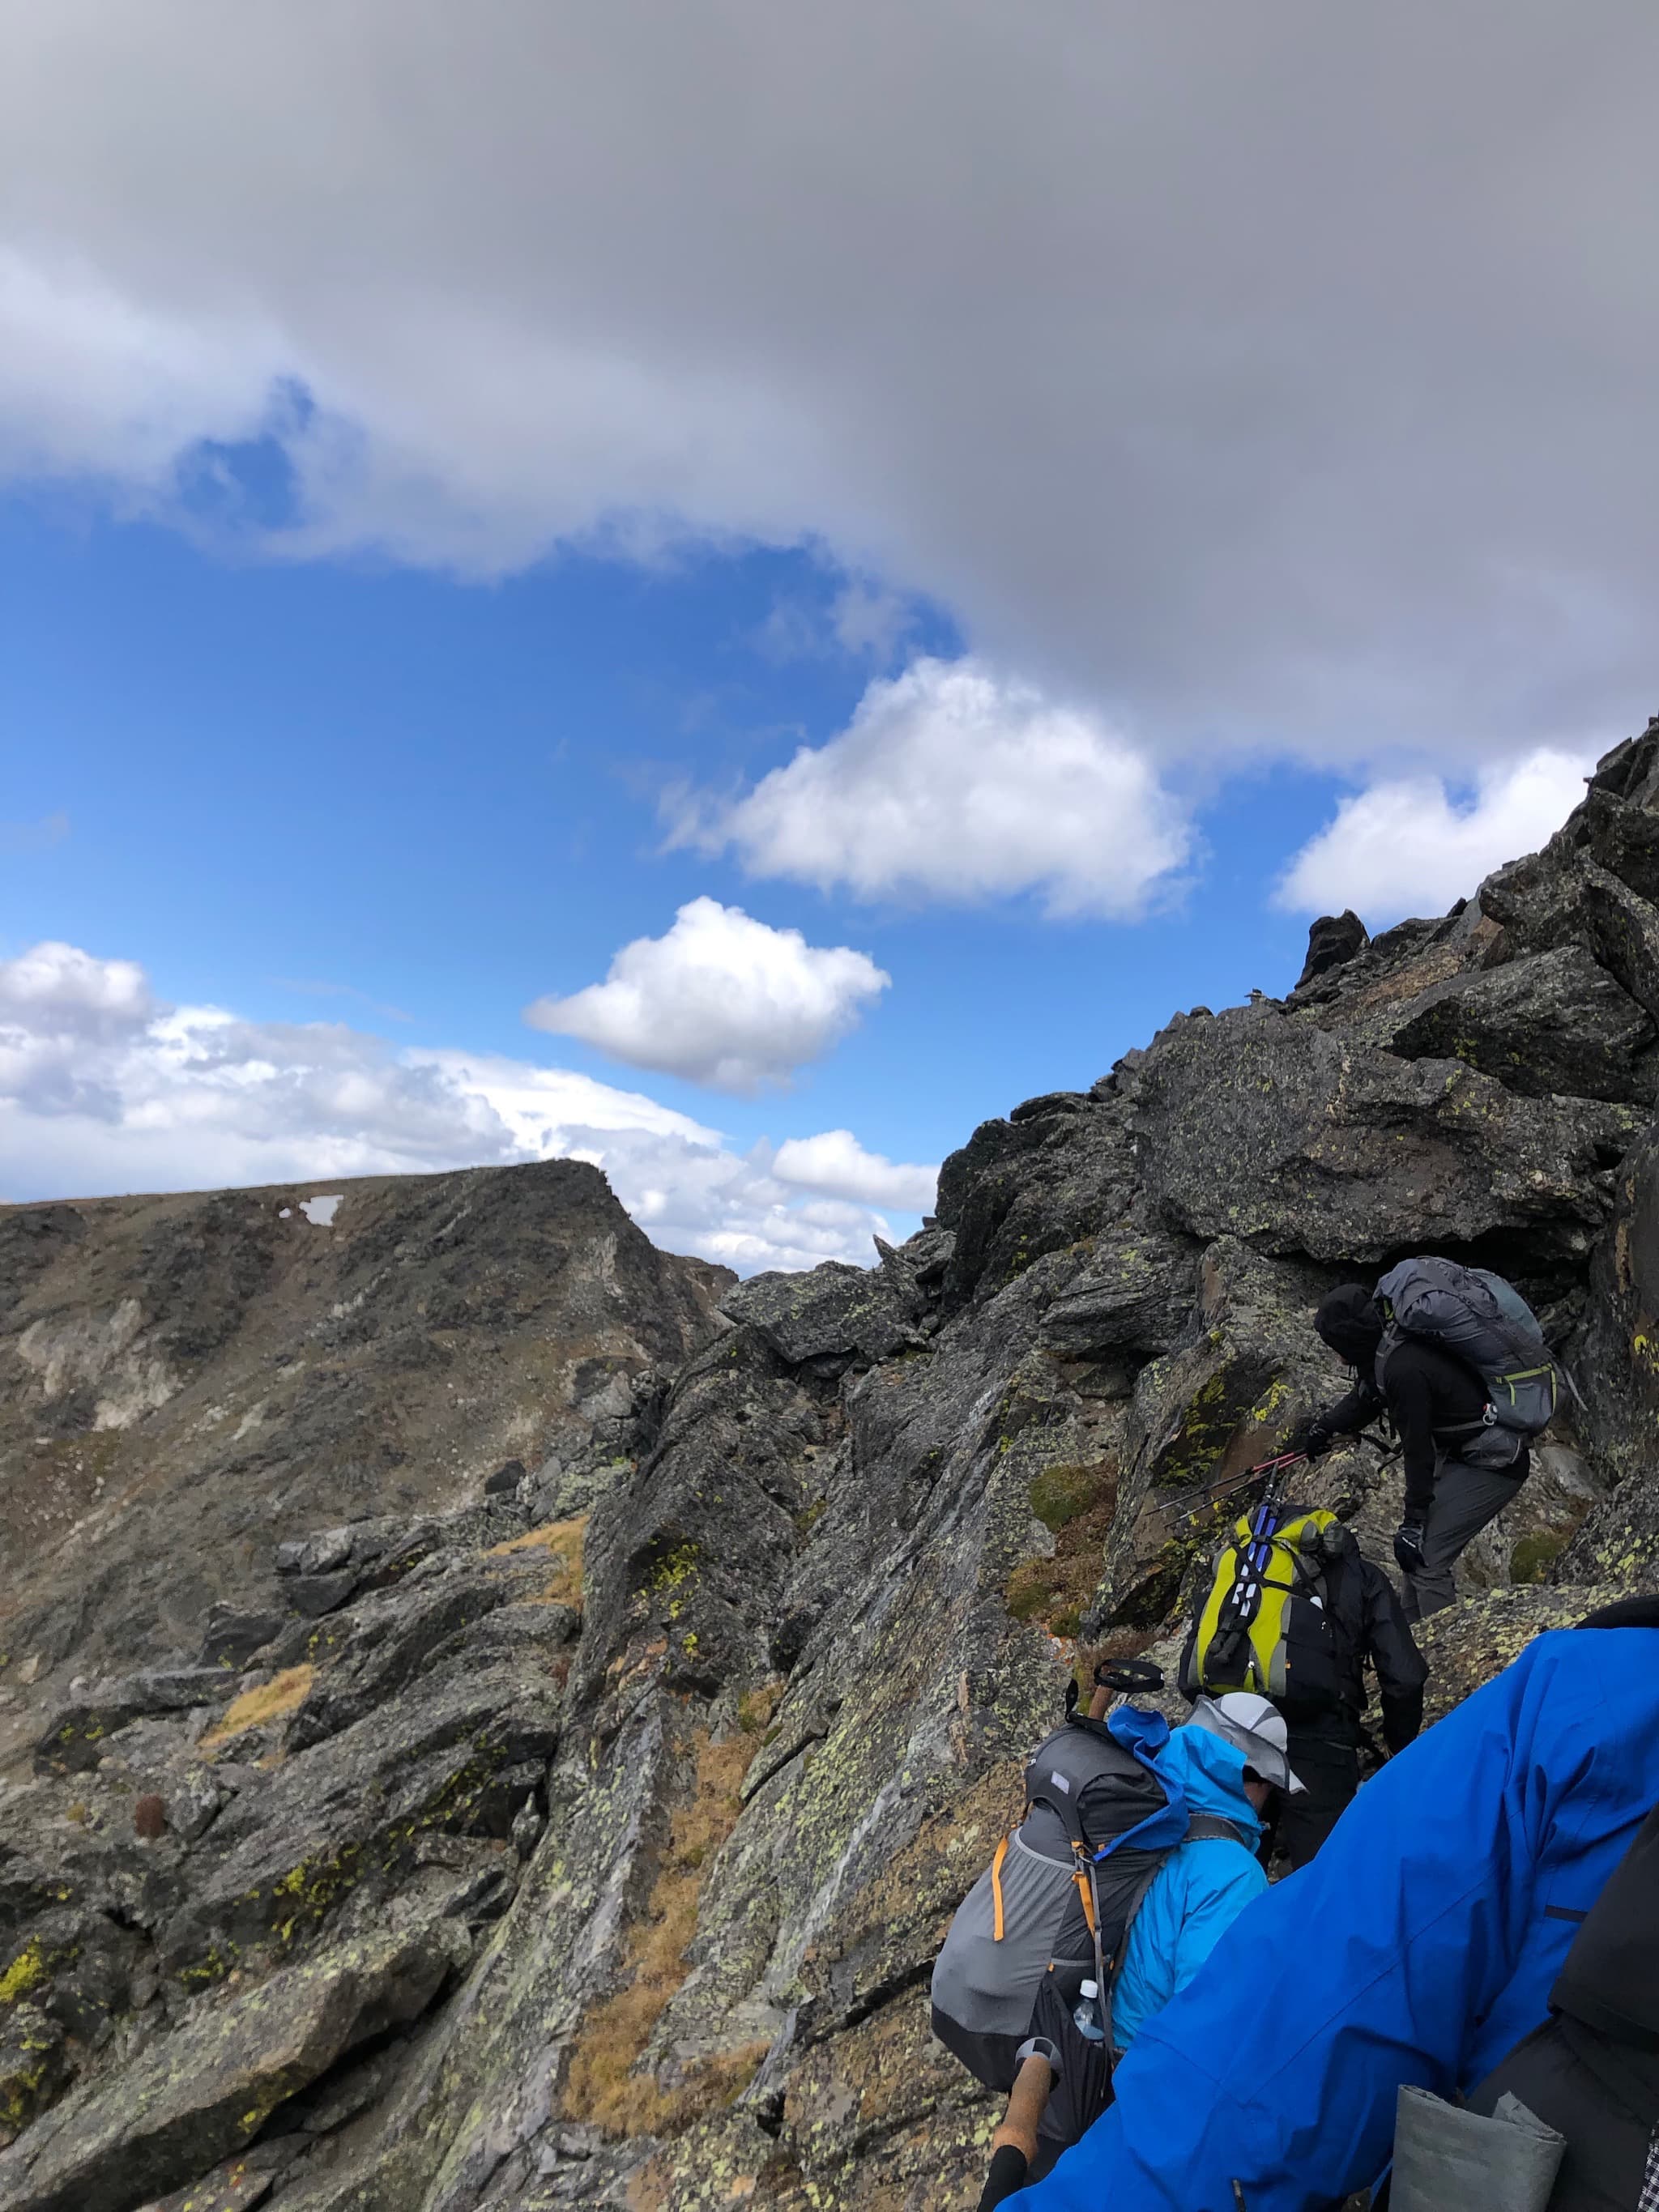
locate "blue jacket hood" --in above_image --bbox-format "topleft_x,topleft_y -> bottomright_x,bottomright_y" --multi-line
1154,1724 -> 1262,1839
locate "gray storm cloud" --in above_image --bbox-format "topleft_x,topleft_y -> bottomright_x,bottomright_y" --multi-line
2,2 -> 1657,766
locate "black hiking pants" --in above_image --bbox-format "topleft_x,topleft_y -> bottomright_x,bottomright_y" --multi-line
1401,1455 -> 1527,1621
1276,1731 -> 1359,1871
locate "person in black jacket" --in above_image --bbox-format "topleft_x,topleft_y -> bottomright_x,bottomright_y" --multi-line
1282,1529 -> 1424,1870
1180,1519 -> 1427,1871
1303,1283 -> 1529,1622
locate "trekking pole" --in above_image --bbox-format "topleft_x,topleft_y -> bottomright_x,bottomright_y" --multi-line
1159,1449 -> 1307,1524
977,2051 -> 1054,2210
1230,2184 -> 1249,2210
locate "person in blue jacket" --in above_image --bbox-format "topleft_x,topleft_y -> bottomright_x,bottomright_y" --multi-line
1007,1601 -> 1659,2212
1111,1694 -> 1286,2054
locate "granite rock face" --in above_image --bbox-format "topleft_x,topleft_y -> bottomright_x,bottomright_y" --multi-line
2,727 -> 1659,2209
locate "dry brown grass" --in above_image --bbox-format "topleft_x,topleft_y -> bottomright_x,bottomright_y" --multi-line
488,1515 -> 586,1607
199,1664 -> 315,1752
562,1728 -> 765,2137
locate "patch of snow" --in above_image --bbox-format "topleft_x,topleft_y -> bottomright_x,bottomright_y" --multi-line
301,1194 -> 342,1226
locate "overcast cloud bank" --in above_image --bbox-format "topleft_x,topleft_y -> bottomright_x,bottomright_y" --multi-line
2,3 -> 1655,779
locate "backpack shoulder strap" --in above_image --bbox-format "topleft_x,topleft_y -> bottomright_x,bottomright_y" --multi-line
1024,1717 -> 1116,1853
1185,1813 -> 1256,1848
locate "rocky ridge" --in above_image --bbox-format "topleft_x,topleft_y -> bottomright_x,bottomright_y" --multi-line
2,727 -> 1658,2209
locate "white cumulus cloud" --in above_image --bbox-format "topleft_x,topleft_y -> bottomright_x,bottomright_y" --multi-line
678,658 -> 1190,918
1274,747 -> 1597,923
0,938 -> 156,1038
771,1129 -> 937,1213
0,941 -> 925,1272
524,897 -> 889,1093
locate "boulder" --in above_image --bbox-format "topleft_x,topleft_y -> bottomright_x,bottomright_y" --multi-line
1405,1585 -> 1641,1728
36,1672 -> 238,1777
282,1573 -> 360,1621
720,1264 -> 921,1369
0,2008 -> 64,2151
284,1558 -> 558,1751
1560,1120 -> 1659,1576
1090,1239 -> 1330,1628
0,1912 -> 468,2212
1037,1230 -> 1201,1360
196,1608 -> 284,1673
139,2158 -> 275,2212
1389,945 -> 1654,1102
1295,910 -> 1369,988
1133,1010 -> 1631,1262
934,1101 -> 1137,1302
166,1767 -> 228,1845
1582,721 -> 1659,901
274,1529 -> 352,1580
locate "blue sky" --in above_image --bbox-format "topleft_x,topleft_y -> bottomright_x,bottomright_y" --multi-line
1,6 -> 1648,1268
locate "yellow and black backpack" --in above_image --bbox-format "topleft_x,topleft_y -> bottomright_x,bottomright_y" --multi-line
1179,1500 -> 1352,1707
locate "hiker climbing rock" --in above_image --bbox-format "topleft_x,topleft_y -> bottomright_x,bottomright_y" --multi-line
1000,1601 -> 1659,2212
1300,1256 -> 1561,1620
934,1675 -> 1299,2206
1180,1459 -> 1425,1866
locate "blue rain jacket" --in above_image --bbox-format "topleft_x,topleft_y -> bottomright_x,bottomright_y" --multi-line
1011,1626 -> 1659,2212
1112,1727 -> 1266,2054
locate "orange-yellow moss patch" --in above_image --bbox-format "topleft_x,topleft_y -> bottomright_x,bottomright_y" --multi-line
199,1664 -> 315,1752
488,1515 -> 586,1607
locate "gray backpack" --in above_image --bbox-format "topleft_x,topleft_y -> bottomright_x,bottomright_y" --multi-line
930,1708 -> 1237,2093
1375,1257 -> 1559,1469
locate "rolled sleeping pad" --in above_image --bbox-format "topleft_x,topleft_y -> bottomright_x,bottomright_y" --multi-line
1388,2084 -> 1565,2212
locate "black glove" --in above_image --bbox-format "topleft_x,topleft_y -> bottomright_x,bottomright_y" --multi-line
1393,1521 -> 1427,1577
1292,1417 -> 1334,1460
978,2145 -> 1030,2212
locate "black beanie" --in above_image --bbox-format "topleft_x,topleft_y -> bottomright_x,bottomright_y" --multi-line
1315,1285 -> 1384,1365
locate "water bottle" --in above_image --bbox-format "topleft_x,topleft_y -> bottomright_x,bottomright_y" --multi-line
1073,1978 -> 1106,2043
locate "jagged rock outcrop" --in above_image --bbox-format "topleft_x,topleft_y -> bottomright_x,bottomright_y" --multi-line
3,724 -> 1659,2209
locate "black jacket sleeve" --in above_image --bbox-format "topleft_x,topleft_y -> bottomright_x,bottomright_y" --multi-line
1380,1358 -> 1439,1519
1360,1559 -> 1427,1752
1320,1378 -> 1384,1438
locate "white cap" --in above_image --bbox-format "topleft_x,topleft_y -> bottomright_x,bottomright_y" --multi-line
1187,1691 -> 1307,1795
